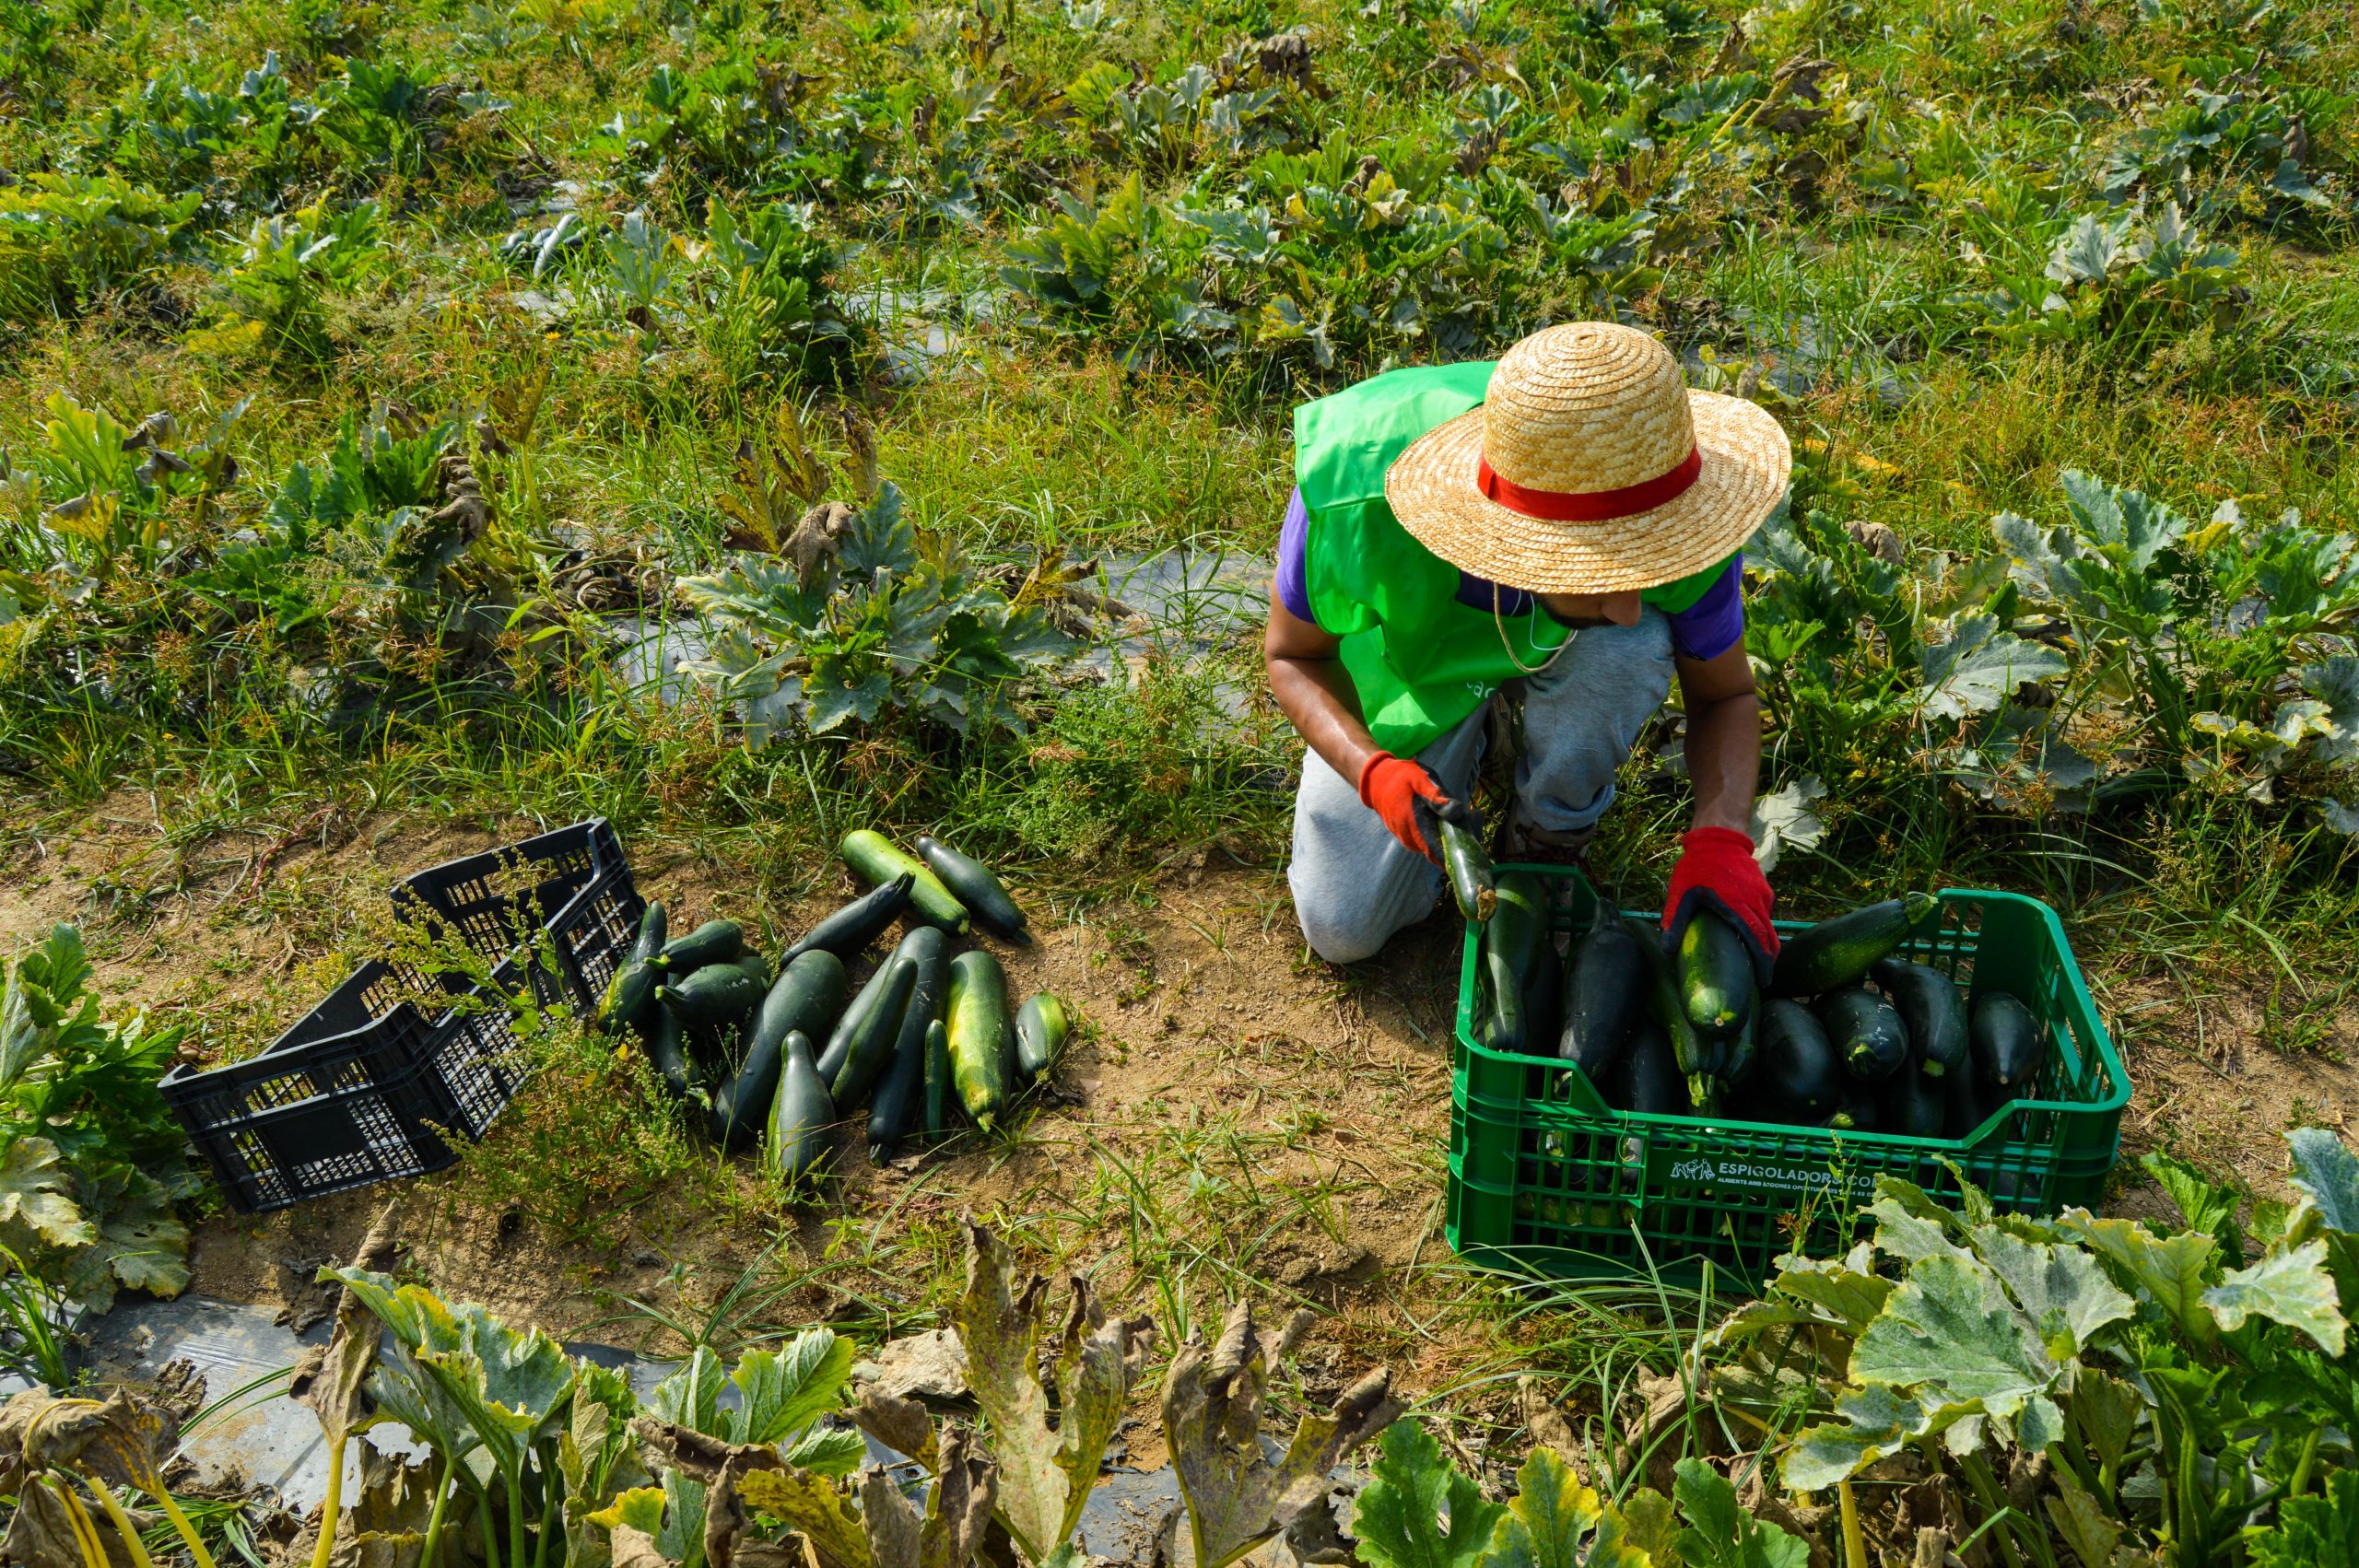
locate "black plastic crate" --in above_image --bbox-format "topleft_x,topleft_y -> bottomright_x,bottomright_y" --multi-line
392,818 -> 646,1015
160,957 -> 533,1213
162,819 -> 643,1213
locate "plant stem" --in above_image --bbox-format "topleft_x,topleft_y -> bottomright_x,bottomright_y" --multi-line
51,1478 -> 115,1568
78,1476 -> 160,1568
478,1473 -> 504,1568
1837,1480 -> 1867,1568
1956,1452 -> 2028,1568
147,1484 -> 224,1568
311,1434 -> 347,1568
421,1459 -> 456,1568
508,1463 -> 529,1568
2290,1425 -> 2322,1500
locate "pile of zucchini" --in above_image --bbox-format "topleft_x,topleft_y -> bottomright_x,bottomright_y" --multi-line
1477,880 -> 2050,1138
593,830 -> 1066,1186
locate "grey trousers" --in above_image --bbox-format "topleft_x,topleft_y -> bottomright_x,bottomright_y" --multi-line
1286,610 -> 1674,963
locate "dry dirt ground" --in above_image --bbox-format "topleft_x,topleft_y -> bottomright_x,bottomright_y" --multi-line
6,797 -> 2354,1416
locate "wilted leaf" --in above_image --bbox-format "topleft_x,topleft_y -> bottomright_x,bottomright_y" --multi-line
1749,777 -> 1825,873
295,1204 -> 401,1449
1168,1300 -> 1400,1568
2204,1240 -> 2348,1354
737,1468 -> 871,1568
2044,1462 -> 2121,1568
0,1137 -> 94,1252
1352,1422 -> 1502,1568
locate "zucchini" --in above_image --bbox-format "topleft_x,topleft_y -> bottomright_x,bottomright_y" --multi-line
1942,1065 -> 1988,1139
1971,992 -> 2046,1093
1771,893 -> 1939,997
1014,992 -> 1067,1083
1623,1021 -> 1691,1117
657,963 -> 765,1028
1438,819 -> 1496,923
1758,1000 -> 1840,1122
1678,910 -> 1755,1036
630,902 -> 668,966
643,1005 -> 692,1101
946,948 -> 1015,1131
1872,958 -> 1967,1080
732,951 -> 773,988
1832,1079 -> 1880,1132
924,1012 -> 956,1134
782,874 -> 913,965
1721,1007 -> 1759,1090
1884,1069 -> 1945,1138
750,950 -> 849,1058
710,1031 -> 783,1152
817,954 -> 915,1085
1479,872 -> 1549,1051
916,836 -> 1029,944
662,918 -> 745,972
1559,902 -> 1640,1083
863,928 -> 947,1151
1633,918 -> 1709,1080
841,830 -> 970,933
827,954 -> 919,1112
1817,988 -> 1909,1082
598,957 -> 661,1036
767,1030 -> 834,1185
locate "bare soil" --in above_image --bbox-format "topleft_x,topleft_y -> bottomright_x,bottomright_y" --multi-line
6,800 -> 2355,1411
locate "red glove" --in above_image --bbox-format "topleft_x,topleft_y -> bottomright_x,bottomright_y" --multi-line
1356,753 -> 1452,864
1663,826 -> 1780,964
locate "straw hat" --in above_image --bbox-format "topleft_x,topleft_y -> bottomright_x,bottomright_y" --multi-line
1384,322 -> 1790,593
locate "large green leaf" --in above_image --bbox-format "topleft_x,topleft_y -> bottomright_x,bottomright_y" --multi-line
728,1327 -> 853,1446
1671,1458 -> 1808,1568
1969,1228 -> 2133,1360
2143,1150 -> 2245,1260
2254,1467 -> 2359,1568
2289,1128 -> 2359,1233
2203,1240 -> 2348,1354
1867,1196 -> 1973,1267
1484,1448 -> 1649,1568
1917,613 -> 2068,721
1771,1248 -> 1896,1333
2300,657 -> 2359,766
0,1136 -> 93,1251
2055,1212 -> 2221,1341
1849,1255 -> 2057,1412
1353,1422 -> 1504,1568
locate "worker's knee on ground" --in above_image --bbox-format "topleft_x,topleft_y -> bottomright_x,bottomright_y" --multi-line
1290,875 -> 1401,964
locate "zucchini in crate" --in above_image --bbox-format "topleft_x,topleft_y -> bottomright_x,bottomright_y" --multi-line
841,830 -> 970,933
1757,1000 -> 1839,1123
1438,820 -> 1496,923
1478,872 -> 1550,1051
1873,958 -> 1967,1080
1972,992 -> 2047,1094
1818,987 -> 1909,1082
1677,910 -> 1755,1036
1771,893 -> 1937,997
1559,902 -> 1640,1082
1622,1021 -> 1691,1116
947,949 -> 1014,1130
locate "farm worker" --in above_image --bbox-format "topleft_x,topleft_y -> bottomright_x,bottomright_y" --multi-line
1263,322 -> 1790,965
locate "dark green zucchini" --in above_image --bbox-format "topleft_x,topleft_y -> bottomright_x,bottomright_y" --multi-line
1559,902 -> 1641,1083
1479,872 -> 1549,1051
630,902 -> 668,966
1678,910 -> 1755,1036
1833,1079 -> 1880,1132
1623,1021 -> 1691,1117
1872,958 -> 1967,1080
751,950 -> 849,1058
947,949 -> 1014,1130
781,875 -> 913,966
1633,918 -> 1709,1079
827,954 -> 918,1112
1884,1068 -> 1945,1138
662,918 -> 745,972
1721,1008 -> 1758,1090
598,957 -> 661,1036
657,963 -> 765,1028
1943,1066 -> 1989,1139
1438,819 -> 1496,923
710,1031 -> 783,1152
924,1011 -> 956,1134
1818,987 -> 1909,1082
1971,992 -> 2046,1093
732,952 -> 773,988
1771,893 -> 1939,998
915,836 -> 1029,944
643,1005 -> 691,1101
817,954 -> 913,1085
866,935 -> 945,1158
767,1030 -> 834,1185
841,830 -> 969,932
1758,999 -> 1840,1122
1014,992 -> 1067,1083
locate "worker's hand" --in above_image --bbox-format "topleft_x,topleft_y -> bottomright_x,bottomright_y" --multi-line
1663,826 -> 1779,979
1356,753 -> 1461,865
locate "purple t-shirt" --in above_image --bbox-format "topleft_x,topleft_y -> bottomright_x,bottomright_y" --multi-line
1273,488 -> 1746,661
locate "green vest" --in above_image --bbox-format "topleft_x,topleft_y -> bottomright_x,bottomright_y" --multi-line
1296,362 -> 1731,756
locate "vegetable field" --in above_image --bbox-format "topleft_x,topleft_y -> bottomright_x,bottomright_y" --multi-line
1,0 -> 2356,1558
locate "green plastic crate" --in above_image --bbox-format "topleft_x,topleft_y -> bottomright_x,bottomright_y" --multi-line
1445,872 -> 2131,1287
